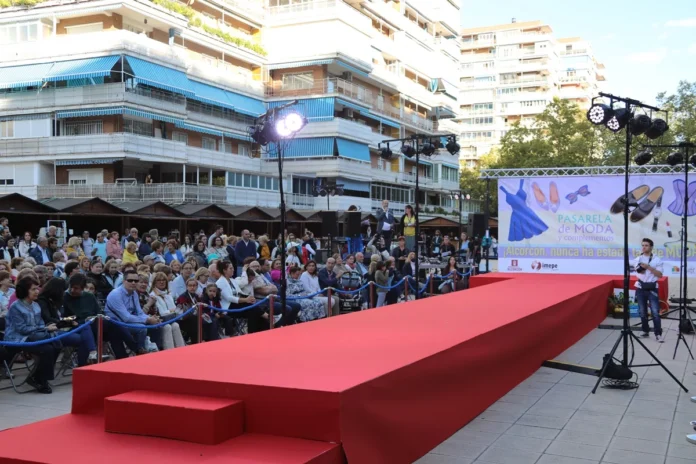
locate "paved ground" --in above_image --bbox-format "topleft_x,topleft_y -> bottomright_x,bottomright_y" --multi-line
1,314 -> 695,464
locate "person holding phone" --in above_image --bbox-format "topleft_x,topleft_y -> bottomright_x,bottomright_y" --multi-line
634,238 -> 664,342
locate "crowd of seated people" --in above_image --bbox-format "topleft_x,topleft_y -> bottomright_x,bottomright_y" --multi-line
0,216 -> 475,394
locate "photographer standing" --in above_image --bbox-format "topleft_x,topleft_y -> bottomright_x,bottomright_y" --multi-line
634,238 -> 664,342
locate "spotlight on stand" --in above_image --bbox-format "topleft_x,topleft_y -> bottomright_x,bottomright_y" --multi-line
645,118 -> 669,140
445,136 -> 460,156
274,111 -> 307,139
634,148 -> 654,166
666,151 -> 684,166
378,143 -> 393,160
401,143 -> 416,158
249,111 -> 307,145
420,141 -> 436,156
629,114 -> 652,136
587,100 -> 614,125
607,108 -> 631,133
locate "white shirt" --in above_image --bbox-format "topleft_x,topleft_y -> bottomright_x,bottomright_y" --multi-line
633,254 -> 663,288
300,272 -> 321,294
150,290 -> 177,317
216,275 -> 243,308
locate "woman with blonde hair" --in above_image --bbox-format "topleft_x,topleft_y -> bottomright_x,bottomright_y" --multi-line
257,235 -> 271,260
149,271 -> 186,350
122,241 -> 139,264
66,237 -> 85,257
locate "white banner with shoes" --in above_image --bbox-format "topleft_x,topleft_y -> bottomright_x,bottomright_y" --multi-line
497,175 -> 696,275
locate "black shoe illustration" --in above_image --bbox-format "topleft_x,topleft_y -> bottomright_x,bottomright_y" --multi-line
631,187 -> 664,222
610,185 -> 649,214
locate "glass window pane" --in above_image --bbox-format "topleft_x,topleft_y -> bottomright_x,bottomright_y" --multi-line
272,178 -> 279,190
244,174 -> 251,188
251,175 -> 258,189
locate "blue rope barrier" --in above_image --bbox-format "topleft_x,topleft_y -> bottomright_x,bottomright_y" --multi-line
287,288 -> 327,300
107,305 -> 197,329
332,282 -> 370,294
206,297 -> 270,314
0,319 -> 94,347
373,278 -> 406,291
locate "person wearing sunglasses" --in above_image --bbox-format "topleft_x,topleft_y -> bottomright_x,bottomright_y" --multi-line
105,270 -> 160,358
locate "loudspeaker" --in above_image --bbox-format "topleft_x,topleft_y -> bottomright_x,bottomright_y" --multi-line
345,211 -> 362,238
467,213 -> 486,239
320,211 -> 338,237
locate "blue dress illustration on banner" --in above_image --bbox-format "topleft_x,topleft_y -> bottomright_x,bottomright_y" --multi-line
501,179 -> 549,242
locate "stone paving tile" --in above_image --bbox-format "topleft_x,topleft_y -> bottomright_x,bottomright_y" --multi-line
608,436 -> 668,455
601,448 -> 667,464
544,440 -> 607,461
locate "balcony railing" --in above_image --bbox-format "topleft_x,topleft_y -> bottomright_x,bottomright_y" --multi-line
264,77 -> 433,131
560,49 -> 588,56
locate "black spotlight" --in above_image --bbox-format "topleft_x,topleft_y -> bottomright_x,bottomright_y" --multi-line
606,108 -> 631,133
401,143 -> 416,158
690,155 -> 696,168
587,103 -> 614,125
335,186 -> 344,196
379,144 -> 393,160
421,142 -> 436,156
634,149 -> 653,166
445,137 -> 460,156
645,118 -> 669,140
629,114 -> 652,136
666,151 -> 684,166
312,187 -> 320,198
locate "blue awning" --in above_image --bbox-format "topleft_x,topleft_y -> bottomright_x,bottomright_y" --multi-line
125,56 -> 194,98
418,158 -> 433,166
442,163 -> 459,170
55,158 -> 122,166
175,122 -> 224,137
226,92 -> 265,117
0,62 -> 54,89
224,131 -> 253,142
272,137 -> 334,158
336,98 -> 369,113
56,108 -> 125,118
266,59 -> 333,70
44,56 -> 120,82
336,138 -> 370,162
268,98 -> 334,122
189,80 -> 236,111
335,60 -> 370,78
337,177 -> 370,192
123,108 -> 183,125
367,112 -> 401,129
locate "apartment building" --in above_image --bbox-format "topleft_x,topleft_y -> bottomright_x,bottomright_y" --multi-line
459,20 -> 605,167
0,0 -> 474,227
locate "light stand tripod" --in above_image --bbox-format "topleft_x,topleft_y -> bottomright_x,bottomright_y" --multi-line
644,142 -> 696,360
591,93 -> 687,394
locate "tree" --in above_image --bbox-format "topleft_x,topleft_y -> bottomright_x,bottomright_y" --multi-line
657,81 -> 696,143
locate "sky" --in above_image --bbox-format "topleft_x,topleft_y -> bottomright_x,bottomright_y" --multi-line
460,0 -> 696,105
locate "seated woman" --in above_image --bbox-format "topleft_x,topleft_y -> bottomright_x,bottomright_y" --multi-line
175,277 -> 219,343
439,256 -> 467,294
149,272 -> 186,350
287,265 -> 326,322
37,277 -> 97,366
4,276 -> 60,393
216,260 -> 267,334
300,260 -> 337,315
200,283 -> 235,337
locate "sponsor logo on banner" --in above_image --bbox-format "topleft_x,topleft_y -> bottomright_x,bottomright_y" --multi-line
672,266 -> 680,274
532,260 -> 558,271
531,261 -> 542,270
507,259 -> 522,271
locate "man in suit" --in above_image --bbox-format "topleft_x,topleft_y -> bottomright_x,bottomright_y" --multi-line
234,229 -> 257,277
30,236 -> 51,265
376,199 -> 396,249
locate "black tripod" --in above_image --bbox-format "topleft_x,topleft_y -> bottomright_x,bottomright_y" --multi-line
592,94 -> 688,394
645,142 -> 696,360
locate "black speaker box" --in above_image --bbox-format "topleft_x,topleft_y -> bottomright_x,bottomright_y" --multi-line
467,213 -> 486,239
320,211 -> 338,237
345,211 -> 362,238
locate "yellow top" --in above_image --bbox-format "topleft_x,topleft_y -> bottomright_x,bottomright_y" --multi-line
122,249 -> 139,264
403,215 -> 416,236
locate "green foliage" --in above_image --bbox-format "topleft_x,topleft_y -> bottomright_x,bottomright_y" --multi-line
657,81 -> 696,144
0,0 -> 45,8
150,0 -> 266,56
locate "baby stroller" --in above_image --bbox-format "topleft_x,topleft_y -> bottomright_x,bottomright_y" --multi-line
337,270 -> 364,314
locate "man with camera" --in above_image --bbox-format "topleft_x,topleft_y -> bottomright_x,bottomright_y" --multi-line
634,238 -> 664,342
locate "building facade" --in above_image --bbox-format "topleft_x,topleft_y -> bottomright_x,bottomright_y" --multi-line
0,0 -> 476,224
459,20 -> 606,167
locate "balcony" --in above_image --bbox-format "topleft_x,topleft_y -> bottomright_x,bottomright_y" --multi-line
560,49 -> 588,56
264,77 -> 433,131
0,133 -> 261,171
498,77 -> 550,87
0,30 -> 264,97
460,38 -> 495,49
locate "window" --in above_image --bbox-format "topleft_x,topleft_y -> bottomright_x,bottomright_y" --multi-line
238,144 -> 250,157
521,100 -> 546,108
202,137 -> 216,150
65,23 -> 103,35
172,131 -> 188,144
0,121 -> 13,138
0,178 -> 14,185
498,87 -> 520,95
124,119 -> 153,137
227,172 -> 278,191
473,117 -> 493,125
282,72 -> 314,90
0,23 -> 38,45
65,120 -> 103,136
442,166 -> 459,182
292,177 -> 314,195
68,168 -> 103,185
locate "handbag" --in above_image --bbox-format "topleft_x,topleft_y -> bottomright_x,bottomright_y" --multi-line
640,282 -> 657,291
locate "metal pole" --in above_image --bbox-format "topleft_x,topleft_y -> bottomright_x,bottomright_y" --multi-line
327,287 -> 333,317
369,281 -> 374,308
622,114 -> 632,367
269,294 -> 275,330
485,177 -> 490,273
458,191 -> 462,243
197,302 -> 203,344
414,142 -> 420,300
277,140 -> 287,328
97,316 -> 103,364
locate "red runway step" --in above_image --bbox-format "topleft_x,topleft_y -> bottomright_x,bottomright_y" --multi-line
104,390 -> 244,445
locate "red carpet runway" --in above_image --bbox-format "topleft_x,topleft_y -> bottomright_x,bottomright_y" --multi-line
0,274 -> 626,464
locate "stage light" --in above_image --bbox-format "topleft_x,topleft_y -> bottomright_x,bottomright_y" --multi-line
634,148 -> 653,166
606,108 -> 631,133
629,114 -> 652,136
379,143 -> 393,160
284,112 -> 304,132
312,187 -> 320,198
421,142 -> 436,156
587,103 -> 614,125
645,118 -> 668,140
666,151 -> 684,166
275,119 -> 293,138
335,186 -> 344,196
319,189 -> 328,197
690,154 -> 696,168
401,143 -> 416,158
465,193 -> 471,200
446,137 -> 460,156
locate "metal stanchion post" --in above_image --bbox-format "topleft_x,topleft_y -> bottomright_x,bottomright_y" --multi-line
197,303 -> 203,344
369,282 -> 374,308
429,275 -> 434,296
327,287 -> 333,317
404,278 -> 409,299
269,295 -> 275,330
97,316 -> 103,364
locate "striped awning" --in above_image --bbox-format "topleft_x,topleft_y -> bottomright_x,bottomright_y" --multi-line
268,98 -> 334,122
367,112 -> 401,129
336,138 -> 370,162
55,158 -> 122,166
270,137 -> 334,158
125,56 -> 194,98
0,113 -> 51,122
224,131 -> 253,142
442,163 -> 459,170
337,177 -> 370,192
56,108 -> 125,118
190,80 -> 236,111
0,62 -> 54,89
43,56 -> 120,82
175,122 -> 223,137
123,108 -> 182,125
336,98 -> 369,113
266,59 -> 333,70
335,60 -> 370,78
226,92 -> 265,117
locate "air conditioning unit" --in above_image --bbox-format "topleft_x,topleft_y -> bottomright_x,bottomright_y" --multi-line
341,108 -> 354,119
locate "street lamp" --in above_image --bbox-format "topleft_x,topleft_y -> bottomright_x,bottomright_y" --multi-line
312,182 -> 345,210
449,190 -> 471,240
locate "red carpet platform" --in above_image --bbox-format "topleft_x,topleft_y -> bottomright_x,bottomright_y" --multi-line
0,274 -> 625,464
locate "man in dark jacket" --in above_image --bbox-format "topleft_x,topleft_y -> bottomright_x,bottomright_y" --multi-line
318,257 -> 339,289
30,237 -> 51,265
234,229 -> 257,276
63,273 -> 101,324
